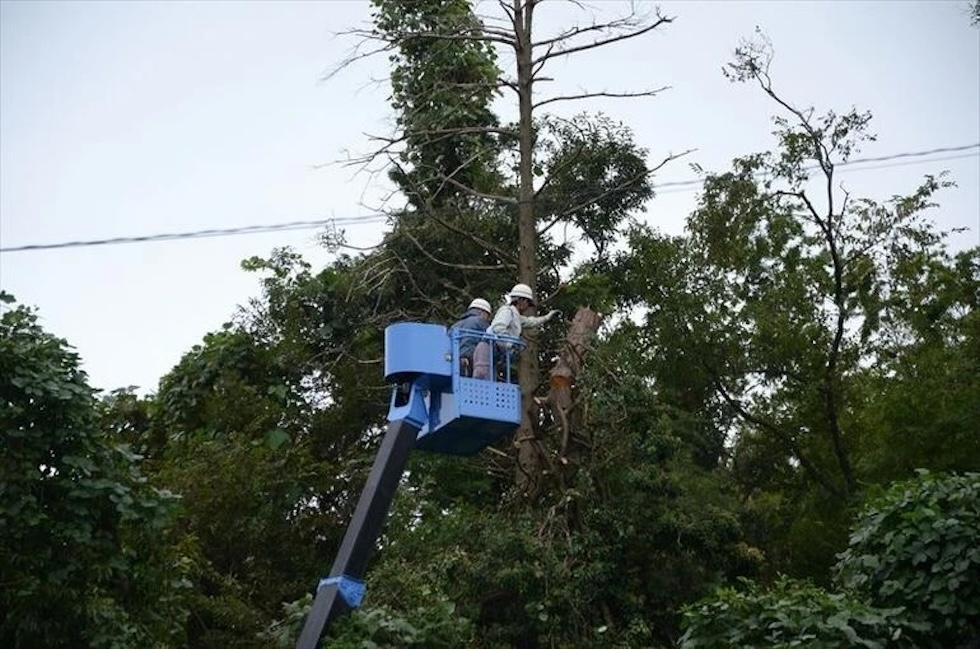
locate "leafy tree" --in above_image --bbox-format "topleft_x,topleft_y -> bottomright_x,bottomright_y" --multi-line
836,471 -> 980,647
249,3 -> 743,646
615,32 -> 978,579
371,0 -> 504,211
148,6 -> 980,648
337,0 -> 677,497
0,293 -> 189,648
850,248 -> 980,484
148,325 -> 330,648
325,328 -> 754,648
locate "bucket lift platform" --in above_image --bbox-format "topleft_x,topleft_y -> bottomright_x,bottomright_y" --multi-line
385,322 -> 523,455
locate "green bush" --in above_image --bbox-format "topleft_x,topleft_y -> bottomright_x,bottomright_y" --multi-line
262,595 -> 474,648
678,576 -> 911,648
836,470 -> 980,647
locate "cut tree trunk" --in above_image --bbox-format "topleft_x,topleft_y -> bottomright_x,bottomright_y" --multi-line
516,306 -> 602,500
549,307 -> 602,460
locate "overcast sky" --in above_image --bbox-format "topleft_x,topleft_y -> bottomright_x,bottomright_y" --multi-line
1,0 -> 978,395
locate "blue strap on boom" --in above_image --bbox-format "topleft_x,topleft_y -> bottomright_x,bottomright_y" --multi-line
317,575 -> 366,609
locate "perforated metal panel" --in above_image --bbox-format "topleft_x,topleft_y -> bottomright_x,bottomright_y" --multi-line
457,377 -> 521,424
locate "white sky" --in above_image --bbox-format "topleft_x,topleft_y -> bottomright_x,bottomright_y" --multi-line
1,0 -> 978,395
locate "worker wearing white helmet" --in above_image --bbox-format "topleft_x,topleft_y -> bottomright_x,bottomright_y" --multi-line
468,297 -> 493,315
472,283 -> 560,380
449,297 -> 494,376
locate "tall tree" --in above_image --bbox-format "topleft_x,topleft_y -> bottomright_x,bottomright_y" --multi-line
338,0 -> 677,496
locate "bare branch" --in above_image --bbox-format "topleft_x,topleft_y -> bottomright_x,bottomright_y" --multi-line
534,86 -> 669,109
429,212 -> 518,265
532,13 -> 673,66
734,37 -> 835,180
322,30 -> 398,83
493,0 -> 518,29
534,17 -> 635,49
385,28 -> 517,47
444,79 -> 520,93
536,213 -> 564,239
388,252 -> 447,313
389,158 -> 520,263
408,125 -> 519,139
530,50 -> 549,78
399,227 -> 513,271
435,173 -> 518,205
324,120 -> 516,182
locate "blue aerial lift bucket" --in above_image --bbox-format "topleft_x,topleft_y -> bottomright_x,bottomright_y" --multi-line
384,322 -> 524,455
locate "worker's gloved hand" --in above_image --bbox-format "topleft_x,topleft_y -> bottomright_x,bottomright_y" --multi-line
547,309 -> 561,321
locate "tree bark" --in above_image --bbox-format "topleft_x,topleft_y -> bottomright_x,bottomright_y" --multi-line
549,307 -> 602,462
513,0 -> 543,498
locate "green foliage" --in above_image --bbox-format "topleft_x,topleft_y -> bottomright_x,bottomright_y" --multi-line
535,114 -> 653,261
372,0 -> 503,209
571,340 -> 755,645
262,590 -> 475,649
69,9 -> 978,649
679,576 -> 911,649
852,248 -> 980,483
337,332 -> 753,649
836,471 -> 980,647
148,322 -> 330,648
260,594 -> 315,648
0,295 -> 189,648
325,599 -> 475,648
682,471 -> 980,648
612,34 -> 978,587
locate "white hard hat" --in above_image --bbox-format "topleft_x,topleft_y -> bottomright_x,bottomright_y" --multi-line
468,298 -> 492,314
509,283 -> 535,304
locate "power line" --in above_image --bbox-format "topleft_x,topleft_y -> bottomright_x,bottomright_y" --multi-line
0,216 -> 388,253
657,151 -> 980,195
653,142 -> 980,192
2,143 -> 977,254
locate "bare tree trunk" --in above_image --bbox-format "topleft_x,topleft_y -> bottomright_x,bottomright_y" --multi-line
513,0 -> 544,498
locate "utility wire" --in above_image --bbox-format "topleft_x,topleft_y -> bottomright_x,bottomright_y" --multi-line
653,142 -> 980,191
1,216 -> 388,253
657,151 -> 980,195
2,143 -> 977,254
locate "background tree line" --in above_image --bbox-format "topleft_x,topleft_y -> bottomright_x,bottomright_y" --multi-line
2,1 -> 978,647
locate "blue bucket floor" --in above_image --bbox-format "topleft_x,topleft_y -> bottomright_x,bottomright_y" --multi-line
415,416 -> 518,456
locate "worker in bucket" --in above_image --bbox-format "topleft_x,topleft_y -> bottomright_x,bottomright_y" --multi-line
449,297 -> 493,376
472,283 -> 559,381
